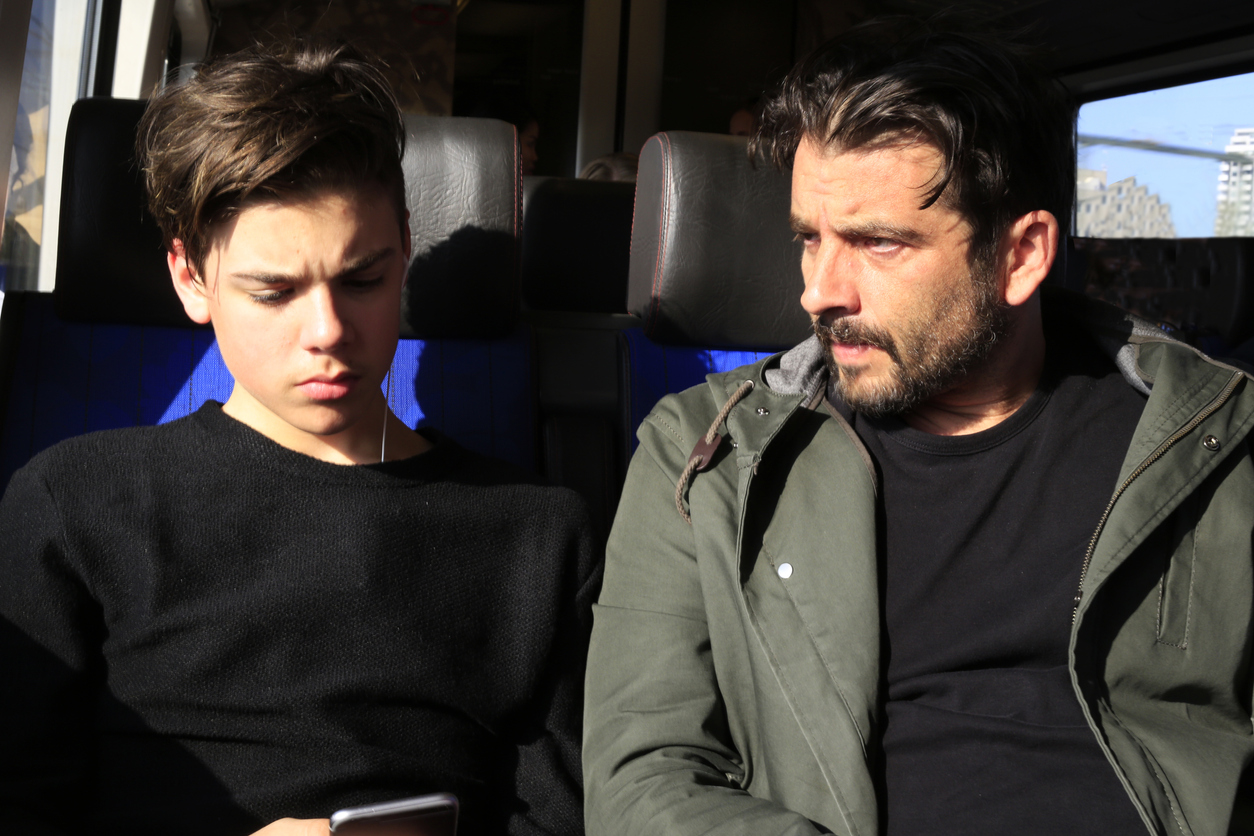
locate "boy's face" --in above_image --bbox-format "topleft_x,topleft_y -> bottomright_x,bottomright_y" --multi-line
169,184 -> 411,458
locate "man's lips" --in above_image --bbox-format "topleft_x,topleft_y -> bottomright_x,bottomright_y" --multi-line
814,319 -> 898,365
296,373 -> 361,401
828,340 -> 879,364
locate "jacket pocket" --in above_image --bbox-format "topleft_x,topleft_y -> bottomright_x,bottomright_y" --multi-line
1156,492 -> 1200,649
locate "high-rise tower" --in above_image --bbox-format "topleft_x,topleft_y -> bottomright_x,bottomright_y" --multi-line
1216,128 -> 1254,236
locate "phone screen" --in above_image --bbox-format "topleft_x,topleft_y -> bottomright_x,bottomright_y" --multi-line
329,793 -> 458,836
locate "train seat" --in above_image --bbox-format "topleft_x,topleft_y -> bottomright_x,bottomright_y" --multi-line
0,99 -> 530,488
520,175 -> 638,539
1071,236 -> 1254,358
624,131 -> 810,445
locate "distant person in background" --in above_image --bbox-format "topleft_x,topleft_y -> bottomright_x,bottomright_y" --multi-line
519,117 -> 540,176
728,97 -> 760,136
467,93 -> 541,176
578,152 -> 638,183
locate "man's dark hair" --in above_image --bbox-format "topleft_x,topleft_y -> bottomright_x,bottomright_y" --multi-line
754,17 -> 1076,264
138,39 -> 407,274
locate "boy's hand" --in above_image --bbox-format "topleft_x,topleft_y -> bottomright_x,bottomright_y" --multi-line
249,818 -> 331,836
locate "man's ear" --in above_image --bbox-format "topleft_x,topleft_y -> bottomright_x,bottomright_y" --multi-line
168,239 -> 212,325
999,210 -> 1059,307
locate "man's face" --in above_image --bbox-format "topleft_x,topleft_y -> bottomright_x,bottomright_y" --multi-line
791,136 -> 1008,417
175,185 -> 410,450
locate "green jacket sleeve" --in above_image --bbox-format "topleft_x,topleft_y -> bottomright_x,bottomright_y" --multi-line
582,443 -> 826,835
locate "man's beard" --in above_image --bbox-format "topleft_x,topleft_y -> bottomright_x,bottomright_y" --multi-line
814,259 -> 1010,418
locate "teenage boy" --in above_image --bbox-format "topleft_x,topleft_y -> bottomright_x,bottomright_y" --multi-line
0,41 -> 597,836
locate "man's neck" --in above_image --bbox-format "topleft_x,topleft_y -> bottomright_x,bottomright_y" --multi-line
902,304 -> 1047,437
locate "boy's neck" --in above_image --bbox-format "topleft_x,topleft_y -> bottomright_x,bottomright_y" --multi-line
222,389 -> 431,464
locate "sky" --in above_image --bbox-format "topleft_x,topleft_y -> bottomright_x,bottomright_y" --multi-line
1077,70 -> 1254,237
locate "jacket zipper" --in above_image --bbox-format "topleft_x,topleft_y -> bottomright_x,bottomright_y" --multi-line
1072,370 -> 1244,622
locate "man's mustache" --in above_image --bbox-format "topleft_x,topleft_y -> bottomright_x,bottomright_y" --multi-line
813,318 -> 901,363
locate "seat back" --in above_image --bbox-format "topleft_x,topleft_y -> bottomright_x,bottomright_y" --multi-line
0,99 -> 528,488
1072,236 -> 1254,356
624,131 -> 806,441
520,175 -> 638,539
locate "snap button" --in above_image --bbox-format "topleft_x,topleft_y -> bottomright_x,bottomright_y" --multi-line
1202,434 -> 1221,451
777,562 -> 793,579
756,407 -> 770,416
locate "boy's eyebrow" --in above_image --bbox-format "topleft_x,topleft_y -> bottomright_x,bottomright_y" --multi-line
231,247 -> 398,283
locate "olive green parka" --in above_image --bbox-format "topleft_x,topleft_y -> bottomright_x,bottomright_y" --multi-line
584,292 -> 1254,836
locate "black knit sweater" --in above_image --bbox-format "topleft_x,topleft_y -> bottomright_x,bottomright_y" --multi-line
0,403 -> 600,836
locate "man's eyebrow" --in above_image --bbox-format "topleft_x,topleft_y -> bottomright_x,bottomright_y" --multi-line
789,214 -> 814,234
231,247 -> 398,284
788,214 -> 929,246
836,222 -> 929,246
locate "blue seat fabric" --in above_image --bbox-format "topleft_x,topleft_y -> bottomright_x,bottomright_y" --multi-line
621,327 -> 773,450
0,293 -> 533,488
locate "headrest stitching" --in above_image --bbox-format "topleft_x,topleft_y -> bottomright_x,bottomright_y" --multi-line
648,133 -> 672,339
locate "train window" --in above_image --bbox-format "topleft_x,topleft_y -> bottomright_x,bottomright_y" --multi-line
2,0 -> 104,296
1077,70 -> 1254,239
2,0 -> 55,294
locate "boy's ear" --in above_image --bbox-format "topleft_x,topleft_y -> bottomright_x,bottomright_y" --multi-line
168,240 -> 212,325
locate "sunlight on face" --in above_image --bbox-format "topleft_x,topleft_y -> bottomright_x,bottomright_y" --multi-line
791,137 -> 1008,416
191,185 -> 410,455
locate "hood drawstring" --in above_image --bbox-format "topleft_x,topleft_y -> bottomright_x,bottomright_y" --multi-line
675,379 -> 755,524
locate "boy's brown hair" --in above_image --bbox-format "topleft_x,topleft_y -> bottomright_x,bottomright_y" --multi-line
138,39 -> 407,274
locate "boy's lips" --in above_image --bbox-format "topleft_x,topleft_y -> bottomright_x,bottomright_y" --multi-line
297,372 -> 361,401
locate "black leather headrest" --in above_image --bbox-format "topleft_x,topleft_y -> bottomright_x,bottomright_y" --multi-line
627,132 -> 810,349
400,114 -> 520,338
53,100 -> 521,338
521,176 -> 635,313
55,98 -> 182,326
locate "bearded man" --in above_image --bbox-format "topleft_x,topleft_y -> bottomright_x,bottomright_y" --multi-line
582,17 -> 1254,836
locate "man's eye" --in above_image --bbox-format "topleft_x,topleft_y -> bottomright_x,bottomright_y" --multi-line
792,232 -> 819,245
865,237 -> 899,252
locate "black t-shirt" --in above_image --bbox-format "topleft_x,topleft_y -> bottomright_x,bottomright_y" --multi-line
850,335 -> 1149,835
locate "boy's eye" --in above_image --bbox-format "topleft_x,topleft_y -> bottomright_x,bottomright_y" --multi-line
250,288 -> 292,305
344,275 -> 385,291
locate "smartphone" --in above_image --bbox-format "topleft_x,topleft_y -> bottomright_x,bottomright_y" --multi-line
329,793 -> 459,836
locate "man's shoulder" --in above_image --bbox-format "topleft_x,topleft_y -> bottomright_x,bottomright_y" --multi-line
637,353 -> 784,453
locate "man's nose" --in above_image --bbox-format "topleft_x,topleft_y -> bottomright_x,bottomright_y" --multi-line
300,286 -> 349,351
800,241 -> 861,319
